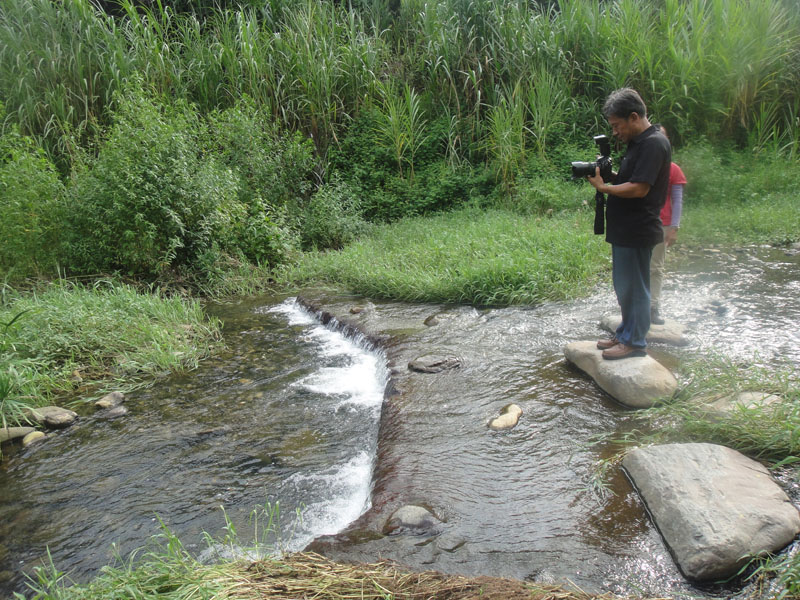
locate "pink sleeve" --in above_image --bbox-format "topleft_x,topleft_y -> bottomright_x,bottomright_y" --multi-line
670,163 -> 687,185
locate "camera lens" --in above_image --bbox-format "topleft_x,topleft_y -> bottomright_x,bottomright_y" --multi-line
571,161 -> 597,179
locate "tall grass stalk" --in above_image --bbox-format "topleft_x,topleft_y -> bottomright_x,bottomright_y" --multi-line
374,81 -> 428,180
486,82 -> 526,188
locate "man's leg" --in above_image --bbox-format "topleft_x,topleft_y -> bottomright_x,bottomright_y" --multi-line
650,234 -> 666,312
611,245 -> 653,348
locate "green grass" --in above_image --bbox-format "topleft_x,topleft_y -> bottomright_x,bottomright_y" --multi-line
0,279 -> 221,427
284,207 -> 609,306
627,355 -> 800,461
676,143 -> 800,246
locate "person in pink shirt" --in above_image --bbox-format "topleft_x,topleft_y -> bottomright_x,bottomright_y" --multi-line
650,124 -> 687,325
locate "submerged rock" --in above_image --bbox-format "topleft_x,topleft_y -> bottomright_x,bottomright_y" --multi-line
408,354 -> 461,373
0,426 -> 36,444
383,505 -> 442,537
423,314 -> 440,326
95,391 -> 125,409
488,404 -> 522,430
564,341 -> 677,408
601,314 -> 689,346
22,431 -> 46,447
698,391 -> 781,416
623,443 -> 800,581
102,406 -> 128,418
23,406 -> 77,428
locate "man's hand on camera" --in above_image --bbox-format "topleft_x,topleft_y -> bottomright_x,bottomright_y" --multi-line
586,166 -> 604,190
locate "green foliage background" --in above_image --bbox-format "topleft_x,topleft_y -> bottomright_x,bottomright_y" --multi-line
0,0 -> 798,287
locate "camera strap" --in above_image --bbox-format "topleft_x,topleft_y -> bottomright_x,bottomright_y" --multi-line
594,191 -> 605,235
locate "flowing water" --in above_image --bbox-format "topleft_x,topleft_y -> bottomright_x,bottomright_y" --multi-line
0,245 -> 798,598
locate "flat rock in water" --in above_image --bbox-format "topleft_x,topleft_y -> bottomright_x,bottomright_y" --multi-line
383,505 -> 442,536
488,404 -> 522,430
564,341 -> 677,408
95,391 -> 125,409
698,391 -> 781,416
408,354 -> 461,373
101,405 -> 129,418
23,406 -> 77,428
601,314 -> 689,346
0,426 -> 36,443
623,443 -> 800,581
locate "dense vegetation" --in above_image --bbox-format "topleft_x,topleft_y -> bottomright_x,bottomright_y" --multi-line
1,0 -> 799,288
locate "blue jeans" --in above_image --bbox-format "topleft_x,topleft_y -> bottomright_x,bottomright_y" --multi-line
612,245 -> 654,349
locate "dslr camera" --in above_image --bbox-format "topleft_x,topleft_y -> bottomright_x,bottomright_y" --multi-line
571,135 -> 613,181
571,134 -> 613,235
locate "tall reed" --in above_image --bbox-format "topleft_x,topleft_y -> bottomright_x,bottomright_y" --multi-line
1,0 -> 798,169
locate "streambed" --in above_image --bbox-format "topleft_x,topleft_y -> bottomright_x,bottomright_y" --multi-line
0,245 -> 798,598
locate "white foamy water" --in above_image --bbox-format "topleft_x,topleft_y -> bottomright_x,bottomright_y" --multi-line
285,451 -> 375,551
266,298 -> 386,546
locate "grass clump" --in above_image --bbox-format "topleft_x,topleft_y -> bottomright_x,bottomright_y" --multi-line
0,279 -> 221,426
285,207 -> 608,306
630,356 -> 800,461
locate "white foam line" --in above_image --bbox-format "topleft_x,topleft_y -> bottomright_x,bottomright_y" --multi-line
262,298 -> 385,547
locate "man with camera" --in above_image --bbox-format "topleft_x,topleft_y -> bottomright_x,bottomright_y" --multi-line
586,88 -> 671,360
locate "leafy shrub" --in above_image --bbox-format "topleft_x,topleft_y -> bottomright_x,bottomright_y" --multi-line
204,98 -> 315,266
65,81 -> 240,279
330,110 -> 495,221
302,177 -> 368,250
0,106 -> 66,280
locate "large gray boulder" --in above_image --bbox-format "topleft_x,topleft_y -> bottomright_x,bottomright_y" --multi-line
564,341 -> 677,408
601,314 -> 689,346
623,443 -> 800,581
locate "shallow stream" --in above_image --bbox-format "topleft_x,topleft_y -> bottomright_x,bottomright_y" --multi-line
1,245 -> 798,598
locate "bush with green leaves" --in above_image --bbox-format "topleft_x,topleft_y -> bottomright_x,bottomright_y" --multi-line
302,177 -> 368,250
65,82 -> 241,280
0,105 -> 66,280
330,110 -> 495,222
204,98 -> 315,266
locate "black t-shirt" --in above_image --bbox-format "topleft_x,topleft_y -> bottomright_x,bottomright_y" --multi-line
606,125 -> 671,247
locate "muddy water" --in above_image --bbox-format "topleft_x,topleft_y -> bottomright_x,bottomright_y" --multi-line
0,245 -> 798,598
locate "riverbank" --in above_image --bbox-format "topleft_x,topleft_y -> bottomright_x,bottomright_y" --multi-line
0,280 -> 222,431
20,548 -> 665,600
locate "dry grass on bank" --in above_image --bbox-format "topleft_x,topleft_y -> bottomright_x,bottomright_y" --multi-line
222,553 -> 668,600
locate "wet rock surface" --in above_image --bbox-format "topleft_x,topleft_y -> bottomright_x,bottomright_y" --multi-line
0,427 -> 36,444
22,406 -> 77,429
22,431 -> 46,447
698,391 -> 781,416
408,354 -> 461,373
383,505 -> 442,536
563,341 -> 678,408
488,404 -> 522,430
623,443 -> 800,581
95,391 -> 125,409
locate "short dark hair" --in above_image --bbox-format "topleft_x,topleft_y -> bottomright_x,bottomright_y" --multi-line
603,88 -> 647,120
